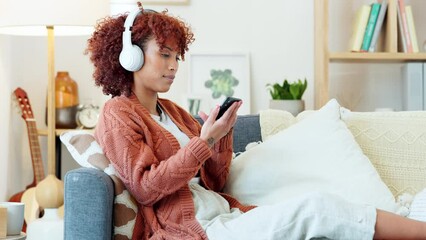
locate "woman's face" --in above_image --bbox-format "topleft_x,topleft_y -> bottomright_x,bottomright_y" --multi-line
133,37 -> 180,95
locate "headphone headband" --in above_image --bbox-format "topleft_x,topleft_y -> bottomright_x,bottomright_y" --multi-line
123,9 -> 141,30
123,9 -> 157,30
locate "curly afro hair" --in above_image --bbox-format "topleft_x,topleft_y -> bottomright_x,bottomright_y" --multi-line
85,9 -> 194,97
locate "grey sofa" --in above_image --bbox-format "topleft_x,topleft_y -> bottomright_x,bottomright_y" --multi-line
64,115 -> 261,240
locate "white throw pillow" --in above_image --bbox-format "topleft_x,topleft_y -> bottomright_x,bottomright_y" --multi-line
224,99 -> 401,214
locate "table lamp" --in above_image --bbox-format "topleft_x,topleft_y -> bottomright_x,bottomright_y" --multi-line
0,0 -> 109,236
0,0 -> 109,177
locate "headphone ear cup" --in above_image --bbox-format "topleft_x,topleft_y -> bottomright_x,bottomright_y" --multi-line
119,44 -> 144,72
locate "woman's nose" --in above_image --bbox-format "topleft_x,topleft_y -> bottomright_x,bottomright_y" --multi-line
169,60 -> 178,71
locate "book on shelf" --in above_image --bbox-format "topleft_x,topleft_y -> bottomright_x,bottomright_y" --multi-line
349,5 -> 371,52
369,0 -> 388,52
397,0 -> 413,53
361,3 -> 381,52
405,5 -> 419,53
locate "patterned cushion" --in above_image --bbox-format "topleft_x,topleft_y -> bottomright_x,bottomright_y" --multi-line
260,106 -> 426,198
340,108 -> 426,197
60,131 -> 137,240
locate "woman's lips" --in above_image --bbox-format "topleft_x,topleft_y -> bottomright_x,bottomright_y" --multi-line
164,75 -> 175,82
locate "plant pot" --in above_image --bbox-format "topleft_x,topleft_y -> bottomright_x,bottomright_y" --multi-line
269,100 -> 305,116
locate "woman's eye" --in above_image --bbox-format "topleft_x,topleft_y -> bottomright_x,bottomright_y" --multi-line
161,53 -> 170,58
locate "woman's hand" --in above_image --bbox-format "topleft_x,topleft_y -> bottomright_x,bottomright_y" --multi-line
198,101 -> 242,147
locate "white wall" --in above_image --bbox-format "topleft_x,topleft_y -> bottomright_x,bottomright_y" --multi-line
140,0 -> 315,112
0,36 -> 11,201
0,0 -> 315,201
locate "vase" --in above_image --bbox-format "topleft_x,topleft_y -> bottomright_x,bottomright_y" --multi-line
26,208 -> 63,240
187,97 -> 202,116
26,174 -> 64,240
269,100 -> 305,116
46,71 -> 79,128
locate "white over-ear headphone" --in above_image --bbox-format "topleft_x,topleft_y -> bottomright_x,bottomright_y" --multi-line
119,8 -> 156,72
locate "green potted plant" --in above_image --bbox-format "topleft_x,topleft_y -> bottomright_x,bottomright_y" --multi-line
266,78 -> 307,116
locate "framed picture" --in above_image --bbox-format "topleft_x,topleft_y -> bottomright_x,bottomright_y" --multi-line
110,0 -> 189,5
188,53 -> 251,115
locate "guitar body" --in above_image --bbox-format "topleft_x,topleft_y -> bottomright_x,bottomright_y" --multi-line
9,181 -> 35,202
21,188 -> 41,225
9,191 -> 25,203
10,88 -> 46,232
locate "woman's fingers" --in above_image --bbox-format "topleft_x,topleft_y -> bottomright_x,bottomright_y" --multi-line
221,101 -> 241,123
216,101 -> 242,132
198,111 -> 208,122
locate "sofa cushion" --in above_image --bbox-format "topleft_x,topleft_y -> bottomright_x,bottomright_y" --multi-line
260,109 -> 314,141
60,131 -> 137,240
340,109 -> 426,197
224,99 -> 402,214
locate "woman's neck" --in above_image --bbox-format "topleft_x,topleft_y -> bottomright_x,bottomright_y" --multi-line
132,88 -> 159,116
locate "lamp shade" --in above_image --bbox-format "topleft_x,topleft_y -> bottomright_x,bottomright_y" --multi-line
0,0 -> 110,36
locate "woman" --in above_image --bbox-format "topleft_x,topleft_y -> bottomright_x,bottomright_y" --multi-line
86,4 -> 426,240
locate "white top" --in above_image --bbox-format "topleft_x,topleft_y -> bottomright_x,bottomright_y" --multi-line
150,109 -> 190,148
151,110 -> 241,230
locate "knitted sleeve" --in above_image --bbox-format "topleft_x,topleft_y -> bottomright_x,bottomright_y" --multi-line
95,99 -> 212,206
200,130 -> 234,192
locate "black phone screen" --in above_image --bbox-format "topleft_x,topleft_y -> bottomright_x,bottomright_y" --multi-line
216,97 -> 242,120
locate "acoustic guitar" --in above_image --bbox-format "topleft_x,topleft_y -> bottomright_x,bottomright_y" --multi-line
9,87 -> 46,231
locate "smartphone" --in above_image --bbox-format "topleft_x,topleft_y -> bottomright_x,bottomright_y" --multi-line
216,97 -> 242,120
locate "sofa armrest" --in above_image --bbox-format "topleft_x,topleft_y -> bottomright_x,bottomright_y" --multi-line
64,168 -> 114,240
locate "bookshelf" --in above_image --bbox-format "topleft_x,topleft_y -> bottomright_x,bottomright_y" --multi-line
314,0 -> 426,109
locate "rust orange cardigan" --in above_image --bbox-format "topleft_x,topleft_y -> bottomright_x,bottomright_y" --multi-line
95,93 -> 254,240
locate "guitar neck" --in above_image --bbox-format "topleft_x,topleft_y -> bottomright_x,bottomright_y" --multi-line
26,119 -> 45,184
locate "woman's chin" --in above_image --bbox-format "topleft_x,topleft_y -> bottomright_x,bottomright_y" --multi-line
158,87 -> 171,93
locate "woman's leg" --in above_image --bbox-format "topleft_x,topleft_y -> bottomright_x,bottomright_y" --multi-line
374,209 -> 426,239
205,191 -> 377,240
